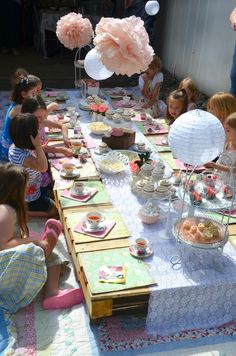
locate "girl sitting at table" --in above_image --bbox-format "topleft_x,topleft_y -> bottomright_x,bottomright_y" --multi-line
30,74 -> 59,114
8,113 -> 58,218
0,163 -> 84,311
138,55 -> 166,117
205,113 -> 236,184
21,96 -> 72,154
207,92 -> 236,125
165,89 -> 188,125
0,74 -> 38,161
178,77 -> 197,111
21,96 -> 73,194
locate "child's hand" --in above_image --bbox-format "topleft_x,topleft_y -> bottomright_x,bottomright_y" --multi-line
142,73 -> 149,82
59,147 -> 74,157
30,131 -> 42,149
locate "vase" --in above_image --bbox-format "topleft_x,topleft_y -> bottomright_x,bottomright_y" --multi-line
97,113 -> 103,122
91,112 -> 97,122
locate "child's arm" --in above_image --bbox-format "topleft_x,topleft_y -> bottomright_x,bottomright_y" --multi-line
47,102 -> 59,114
44,119 -> 70,147
204,161 -> 236,173
142,82 -> 161,109
0,205 -> 49,255
139,73 -> 149,98
42,144 -> 73,157
23,132 -> 48,172
9,104 -> 22,118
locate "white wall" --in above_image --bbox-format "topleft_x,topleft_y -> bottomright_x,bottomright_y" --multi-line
160,0 -> 235,95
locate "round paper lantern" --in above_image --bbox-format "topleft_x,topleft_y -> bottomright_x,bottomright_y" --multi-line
168,110 -> 225,166
84,48 -> 114,81
145,1 -> 160,16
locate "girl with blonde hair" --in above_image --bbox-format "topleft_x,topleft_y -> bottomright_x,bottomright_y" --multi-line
207,92 -> 236,124
178,77 -> 197,111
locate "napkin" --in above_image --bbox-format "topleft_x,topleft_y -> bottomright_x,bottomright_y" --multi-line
74,220 -> 116,238
61,188 -> 97,202
174,159 -> 205,171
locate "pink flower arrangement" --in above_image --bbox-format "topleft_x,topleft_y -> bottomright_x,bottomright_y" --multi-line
94,16 -> 154,77
56,13 -> 93,50
90,103 -> 109,115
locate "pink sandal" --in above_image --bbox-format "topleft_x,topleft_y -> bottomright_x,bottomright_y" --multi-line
43,288 -> 84,310
42,219 -> 62,242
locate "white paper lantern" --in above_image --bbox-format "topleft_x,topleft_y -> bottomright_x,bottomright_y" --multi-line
168,110 -> 225,166
145,1 -> 160,16
84,48 -> 114,81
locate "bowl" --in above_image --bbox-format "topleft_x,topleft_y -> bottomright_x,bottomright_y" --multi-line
111,128 -> 124,137
138,210 -> 160,224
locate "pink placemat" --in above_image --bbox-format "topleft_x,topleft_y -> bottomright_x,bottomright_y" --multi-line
82,137 -> 96,149
156,136 -> 169,146
61,188 -> 97,202
220,209 -> 236,217
45,91 -> 59,97
143,123 -> 168,135
74,220 -> 116,238
174,159 -> 205,172
50,157 -> 80,170
132,113 -> 147,122
115,100 -> 137,108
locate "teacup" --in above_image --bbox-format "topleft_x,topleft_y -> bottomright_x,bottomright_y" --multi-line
137,141 -> 146,151
73,181 -> 84,194
98,142 -> 108,154
135,238 -> 149,253
67,105 -> 76,113
116,108 -> 123,114
62,162 -> 76,176
71,140 -> 82,153
86,212 -> 104,228
122,96 -> 131,105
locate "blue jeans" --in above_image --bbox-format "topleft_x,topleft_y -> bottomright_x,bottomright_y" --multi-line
230,44 -> 236,96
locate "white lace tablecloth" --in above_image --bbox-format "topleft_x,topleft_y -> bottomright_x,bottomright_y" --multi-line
67,90 -> 236,336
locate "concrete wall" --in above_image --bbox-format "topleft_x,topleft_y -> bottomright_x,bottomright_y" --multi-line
157,0 -> 235,96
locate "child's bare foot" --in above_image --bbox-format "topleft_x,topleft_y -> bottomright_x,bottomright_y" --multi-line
42,219 -> 62,255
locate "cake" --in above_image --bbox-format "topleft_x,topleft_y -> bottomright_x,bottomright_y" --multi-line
204,186 -> 217,200
180,218 -> 222,244
189,190 -> 202,205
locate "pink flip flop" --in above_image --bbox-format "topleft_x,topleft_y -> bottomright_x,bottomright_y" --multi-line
42,288 -> 84,310
42,219 -> 62,241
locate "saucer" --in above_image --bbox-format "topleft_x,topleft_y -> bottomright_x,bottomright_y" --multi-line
81,220 -> 106,233
132,144 -> 151,153
94,147 -> 111,155
60,169 -> 80,179
129,244 -> 153,259
70,187 -> 90,197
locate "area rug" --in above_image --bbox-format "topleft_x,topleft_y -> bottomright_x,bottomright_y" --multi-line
97,315 -> 236,354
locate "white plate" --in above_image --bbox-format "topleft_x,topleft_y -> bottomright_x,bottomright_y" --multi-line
129,244 -> 153,259
81,220 -> 106,233
99,151 -> 129,175
60,169 -> 80,179
132,144 -> 152,153
94,147 -> 111,155
70,187 -> 90,197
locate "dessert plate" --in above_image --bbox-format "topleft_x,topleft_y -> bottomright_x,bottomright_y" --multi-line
81,220 -> 106,233
129,244 -> 153,259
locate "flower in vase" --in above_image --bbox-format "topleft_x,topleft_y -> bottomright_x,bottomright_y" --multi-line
98,104 -> 109,116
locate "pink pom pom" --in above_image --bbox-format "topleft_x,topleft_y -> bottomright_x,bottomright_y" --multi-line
94,16 -> 154,77
56,12 -> 93,50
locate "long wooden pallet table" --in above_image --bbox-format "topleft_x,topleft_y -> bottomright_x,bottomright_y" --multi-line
62,207 -> 153,321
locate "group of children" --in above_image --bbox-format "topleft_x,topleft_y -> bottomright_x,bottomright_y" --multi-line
0,69 -> 84,315
139,55 -> 236,176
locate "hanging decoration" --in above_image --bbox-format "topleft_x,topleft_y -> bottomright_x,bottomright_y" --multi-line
56,13 -> 93,50
168,110 -> 225,166
93,16 -> 154,77
84,48 -> 114,81
145,1 -> 160,16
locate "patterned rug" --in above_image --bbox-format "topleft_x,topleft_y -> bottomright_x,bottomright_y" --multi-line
97,315 -> 236,353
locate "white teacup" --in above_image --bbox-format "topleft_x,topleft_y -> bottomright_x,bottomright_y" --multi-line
73,181 -> 84,194
135,238 -> 149,253
122,96 -> 131,105
86,212 -> 104,228
137,141 -> 146,151
98,142 -> 108,154
62,162 -> 76,176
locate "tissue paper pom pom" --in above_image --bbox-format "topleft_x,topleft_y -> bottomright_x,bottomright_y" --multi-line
56,13 -> 93,50
94,16 -> 154,77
